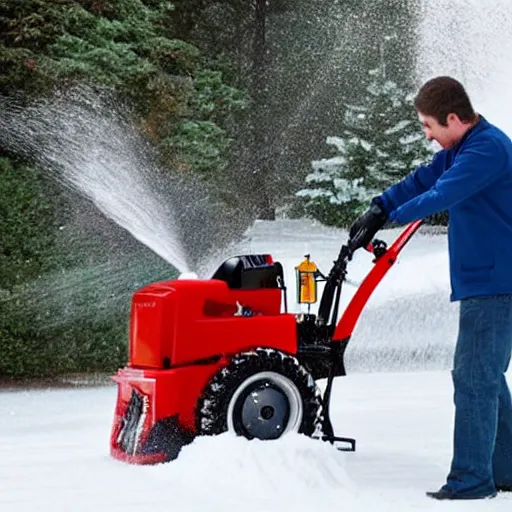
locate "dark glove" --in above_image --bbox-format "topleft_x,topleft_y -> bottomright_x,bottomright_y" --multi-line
349,200 -> 388,251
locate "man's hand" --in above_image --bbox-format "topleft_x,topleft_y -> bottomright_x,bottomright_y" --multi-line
349,201 -> 388,251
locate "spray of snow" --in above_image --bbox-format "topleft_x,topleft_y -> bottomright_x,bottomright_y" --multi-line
416,0 -> 512,138
0,87 -> 191,273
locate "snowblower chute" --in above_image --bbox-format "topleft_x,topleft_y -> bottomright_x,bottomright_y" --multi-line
110,221 -> 423,464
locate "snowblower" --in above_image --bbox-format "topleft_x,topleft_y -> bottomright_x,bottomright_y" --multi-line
110,220 -> 423,464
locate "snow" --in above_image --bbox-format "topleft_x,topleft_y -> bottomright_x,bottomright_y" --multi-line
2,373 -> 511,511
385,120 -> 412,135
359,139 -> 374,152
325,136 -> 346,150
417,0 -> 512,138
310,156 -> 347,172
2,220 -> 511,511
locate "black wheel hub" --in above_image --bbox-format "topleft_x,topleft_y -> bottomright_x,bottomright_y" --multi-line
260,405 -> 274,420
232,380 -> 291,440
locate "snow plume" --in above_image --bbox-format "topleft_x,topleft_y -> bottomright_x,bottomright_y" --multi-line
0,86 -> 192,272
416,0 -> 512,137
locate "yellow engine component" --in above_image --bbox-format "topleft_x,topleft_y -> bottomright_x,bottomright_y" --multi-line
295,255 -> 320,304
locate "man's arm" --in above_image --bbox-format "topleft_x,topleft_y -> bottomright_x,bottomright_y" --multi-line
376,150 -> 448,214
389,138 -> 507,224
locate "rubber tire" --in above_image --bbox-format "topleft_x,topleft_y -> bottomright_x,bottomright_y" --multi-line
196,348 -> 322,439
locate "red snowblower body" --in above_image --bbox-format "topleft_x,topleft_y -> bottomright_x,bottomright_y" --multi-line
110,221 -> 422,464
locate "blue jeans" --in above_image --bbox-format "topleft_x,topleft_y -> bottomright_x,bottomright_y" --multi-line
445,294 -> 512,496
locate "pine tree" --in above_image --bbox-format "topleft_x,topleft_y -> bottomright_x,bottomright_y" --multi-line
297,62 -> 433,227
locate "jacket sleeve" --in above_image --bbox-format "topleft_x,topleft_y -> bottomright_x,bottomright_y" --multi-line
377,150 -> 447,214
389,138 -> 507,224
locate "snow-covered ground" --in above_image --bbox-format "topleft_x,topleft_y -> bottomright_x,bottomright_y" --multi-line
2,372 -> 511,511
1,220 -> 511,511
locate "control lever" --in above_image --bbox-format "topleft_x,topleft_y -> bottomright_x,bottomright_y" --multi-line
366,239 -> 387,261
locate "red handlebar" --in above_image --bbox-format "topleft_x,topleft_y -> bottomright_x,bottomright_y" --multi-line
333,220 -> 423,341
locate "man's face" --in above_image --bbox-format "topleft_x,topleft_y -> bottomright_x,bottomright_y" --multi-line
418,112 -> 460,150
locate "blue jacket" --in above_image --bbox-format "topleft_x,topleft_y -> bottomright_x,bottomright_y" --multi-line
377,116 -> 512,301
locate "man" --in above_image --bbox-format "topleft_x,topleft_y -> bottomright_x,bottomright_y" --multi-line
349,76 -> 512,500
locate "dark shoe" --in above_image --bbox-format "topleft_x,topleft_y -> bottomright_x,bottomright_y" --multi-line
426,488 -> 497,500
496,484 -> 512,492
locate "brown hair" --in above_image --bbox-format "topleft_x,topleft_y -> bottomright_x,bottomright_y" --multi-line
414,76 -> 476,126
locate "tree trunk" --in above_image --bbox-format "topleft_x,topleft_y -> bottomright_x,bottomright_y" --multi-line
251,0 -> 275,220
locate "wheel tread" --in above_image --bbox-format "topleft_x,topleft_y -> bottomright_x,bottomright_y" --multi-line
196,348 -> 322,438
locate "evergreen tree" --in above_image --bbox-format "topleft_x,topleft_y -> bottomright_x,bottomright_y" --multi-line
297,62 -> 433,227
296,136 -> 376,227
